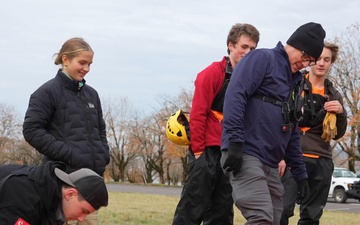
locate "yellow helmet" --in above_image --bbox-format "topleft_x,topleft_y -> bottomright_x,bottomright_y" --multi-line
166,110 -> 190,145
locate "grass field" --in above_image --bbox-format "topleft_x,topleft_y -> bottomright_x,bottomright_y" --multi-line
98,191 -> 359,225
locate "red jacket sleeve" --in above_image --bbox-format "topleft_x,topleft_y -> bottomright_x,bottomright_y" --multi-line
190,57 -> 227,155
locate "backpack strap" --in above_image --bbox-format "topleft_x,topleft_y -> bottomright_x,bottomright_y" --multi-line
210,57 -> 232,113
303,75 -> 316,118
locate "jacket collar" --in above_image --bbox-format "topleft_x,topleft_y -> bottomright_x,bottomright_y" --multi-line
55,69 -> 86,91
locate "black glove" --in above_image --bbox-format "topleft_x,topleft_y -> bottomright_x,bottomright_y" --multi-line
296,179 -> 310,204
222,142 -> 243,176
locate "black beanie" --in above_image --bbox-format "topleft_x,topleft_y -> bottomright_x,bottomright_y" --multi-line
286,22 -> 326,60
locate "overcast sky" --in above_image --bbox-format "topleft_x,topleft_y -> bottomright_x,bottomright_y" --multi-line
1,0 -> 359,119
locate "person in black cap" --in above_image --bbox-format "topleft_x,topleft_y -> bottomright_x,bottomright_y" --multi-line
0,161 -> 108,225
220,22 -> 326,224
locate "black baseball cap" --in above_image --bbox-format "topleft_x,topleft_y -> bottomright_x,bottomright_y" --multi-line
54,167 -> 108,210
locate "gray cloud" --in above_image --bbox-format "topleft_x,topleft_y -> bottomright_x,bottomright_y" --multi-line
1,0 -> 359,117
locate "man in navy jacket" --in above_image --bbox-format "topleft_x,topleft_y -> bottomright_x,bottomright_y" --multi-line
221,22 -> 326,224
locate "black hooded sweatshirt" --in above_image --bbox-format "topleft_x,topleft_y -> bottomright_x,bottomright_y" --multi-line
0,161 -> 68,225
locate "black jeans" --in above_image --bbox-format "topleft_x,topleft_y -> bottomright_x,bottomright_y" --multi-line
280,157 -> 334,225
172,146 -> 234,225
298,157 -> 333,225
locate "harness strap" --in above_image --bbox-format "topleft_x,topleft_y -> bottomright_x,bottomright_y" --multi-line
254,94 -> 292,131
254,94 -> 283,107
210,57 -> 232,113
303,77 -> 316,117
281,102 -> 291,125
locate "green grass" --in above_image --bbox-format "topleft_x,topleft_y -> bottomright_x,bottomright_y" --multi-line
98,191 -> 358,225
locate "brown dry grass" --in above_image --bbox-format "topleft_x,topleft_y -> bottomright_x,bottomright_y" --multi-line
98,192 -> 359,225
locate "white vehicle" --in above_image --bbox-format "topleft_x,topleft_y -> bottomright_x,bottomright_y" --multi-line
329,167 -> 360,203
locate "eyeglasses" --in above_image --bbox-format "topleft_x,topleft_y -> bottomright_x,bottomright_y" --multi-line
301,51 -> 317,66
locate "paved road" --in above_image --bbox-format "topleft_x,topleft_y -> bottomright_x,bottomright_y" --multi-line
107,183 -> 360,213
325,198 -> 360,213
107,183 -> 182,196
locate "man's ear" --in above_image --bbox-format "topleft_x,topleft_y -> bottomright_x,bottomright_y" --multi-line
228,42 -> 234,52
64,188 -> 78,200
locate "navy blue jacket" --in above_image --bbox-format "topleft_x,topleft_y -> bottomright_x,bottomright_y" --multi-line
23,69 -> 109,175
222,42 -> 307,181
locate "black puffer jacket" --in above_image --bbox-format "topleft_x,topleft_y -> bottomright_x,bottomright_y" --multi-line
23,69 -> 109,175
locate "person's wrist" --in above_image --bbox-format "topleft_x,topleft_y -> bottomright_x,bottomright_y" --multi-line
228,142 -> 243,156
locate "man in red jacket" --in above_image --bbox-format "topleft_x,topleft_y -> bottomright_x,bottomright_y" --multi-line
172,23 -> 260,225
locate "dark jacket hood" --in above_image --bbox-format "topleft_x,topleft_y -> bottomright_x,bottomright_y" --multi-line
28,161 -> 68,225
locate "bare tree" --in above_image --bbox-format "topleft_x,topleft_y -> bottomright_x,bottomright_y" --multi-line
0,103 -> 21,138
329,23 -> 360,171
9,140 -> 42,165
129,112 -> 166,184
164,144 -> 188,185
159,88 -> 193,185
126,158 -> 145,183
102,96 -> 137,182
0,102 -> 23,164
128,113 -> 156,183
147,111 -> 167,184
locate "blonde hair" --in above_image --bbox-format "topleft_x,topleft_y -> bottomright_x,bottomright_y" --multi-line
324,41 -> 339,63
54,37 -> 93,65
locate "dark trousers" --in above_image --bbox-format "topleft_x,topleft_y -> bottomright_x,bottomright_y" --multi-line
172,146 -> 234,225
280,157 -> 334,225
280,167 -> 298,225
298,157 -> 333,225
